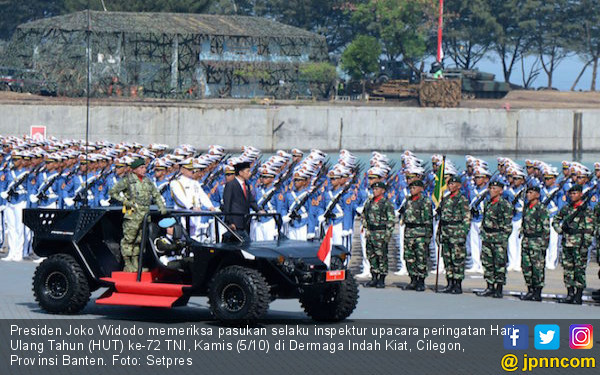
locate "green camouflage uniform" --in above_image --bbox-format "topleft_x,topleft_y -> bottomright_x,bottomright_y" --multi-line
362,196 -> 396,275
403,195 -> 433,279
553,202 -> 594,288
109,174 -> 166,272
521,201 -> 550,288
594,203 -> 600,264
480,197 -> 512,285
439,192 -> 471,280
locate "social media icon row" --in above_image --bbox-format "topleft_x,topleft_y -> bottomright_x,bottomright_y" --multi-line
503,324 -> 593,350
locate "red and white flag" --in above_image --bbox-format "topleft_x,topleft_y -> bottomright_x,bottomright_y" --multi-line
317,225 -> 333,269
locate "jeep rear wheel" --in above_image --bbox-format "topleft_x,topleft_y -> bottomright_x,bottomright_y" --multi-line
300,271 -> 359,322
32,254 -> 91,314
208,266 -> 270,322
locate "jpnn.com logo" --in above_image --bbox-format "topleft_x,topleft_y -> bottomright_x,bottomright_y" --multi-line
503,325 -> 529,350
534,325 -> 560,350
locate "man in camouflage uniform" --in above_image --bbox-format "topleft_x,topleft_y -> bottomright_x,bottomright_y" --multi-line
361,181 -> 396,289
109,158 -> 167,272
476,181 -> 512,298
520,186 -> 550,301
401,180 -> 433,292
439,176 -> 471,294
553,184 -> 594,304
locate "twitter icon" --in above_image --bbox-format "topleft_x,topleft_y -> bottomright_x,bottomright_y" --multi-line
535,325 -> 560,350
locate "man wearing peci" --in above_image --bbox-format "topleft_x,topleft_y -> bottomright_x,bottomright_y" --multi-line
222,161 -> 264,237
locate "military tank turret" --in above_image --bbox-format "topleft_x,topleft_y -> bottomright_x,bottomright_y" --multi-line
444,68 -> 510,99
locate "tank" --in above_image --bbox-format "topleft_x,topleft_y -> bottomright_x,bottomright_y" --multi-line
444,68 -> 510,99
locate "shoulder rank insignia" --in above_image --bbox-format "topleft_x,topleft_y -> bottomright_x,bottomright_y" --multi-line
311,199 -> 318,206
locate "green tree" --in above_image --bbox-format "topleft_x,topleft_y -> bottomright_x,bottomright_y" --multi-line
299,62 -> 338,98
0,0 -> 64,39
443,0 -> 499,69
340,35 -> 381,95
529,0 -> 577,89
489,0 -> 538,83
350,0 -> 434,74
571,0 -> 600,91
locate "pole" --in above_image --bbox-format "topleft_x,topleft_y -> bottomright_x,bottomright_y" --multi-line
84,3 -> 91,207
437,0 -> 444,63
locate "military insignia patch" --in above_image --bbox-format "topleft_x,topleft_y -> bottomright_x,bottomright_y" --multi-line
593,196 -> 597,202
562,196 -> 567,201
346,198 -> 351,204
0,175 -> 4,182
98,186 -> 103,191
278,193 -> 284,201
61,183 -> 66,189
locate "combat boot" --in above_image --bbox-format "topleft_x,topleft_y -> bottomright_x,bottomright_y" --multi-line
364,274 -> 378,288
591,289 -> 600,301
520,287 -> 534,301
531,287 -> 542,302
451,279 -> 462,295
476,283 -> 495,297
558,287 -> 575,303
441,279 -> 454,293
492,284 -> 503,298
573,288 -> 583,305
415,278 -> 426,292
403,277 -> 417,290
376,275 -> 386,289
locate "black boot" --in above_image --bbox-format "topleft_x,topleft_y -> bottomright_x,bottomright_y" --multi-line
403,276 -> 417,290
451,279 -> 463,295
476,283 -> 495,297
364,274 -> 378,288
376,275 -> 386,289
573,288 -> 583,305
531,287 -> 542,302
415,277 -> 426,292
521,286 -> 534,301
441,279 -> 454,293
558,287 -> 575,303
492,284 -> 503,298
591,289 -> 600,301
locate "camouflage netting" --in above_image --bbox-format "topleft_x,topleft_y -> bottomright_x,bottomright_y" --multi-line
418,79 -> 461,108
1,11 -> 328,99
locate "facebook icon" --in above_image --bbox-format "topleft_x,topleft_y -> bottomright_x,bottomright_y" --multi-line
503,325 -> 529,350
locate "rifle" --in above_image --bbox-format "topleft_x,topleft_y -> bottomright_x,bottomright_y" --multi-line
469,188 -> 489,217
511,187 -> 526,216
35,171 -> 63,201
559,188 -> 595,234
203,154 -> 230,188
321,164 -> 363,221
5,170 -> 31,199
160,171 -> 181,194
73,169 -> 112,204
257,160 -> 298,210
249,156 -> 263,178
288,179 -> 326,221
541,178 -> 568,207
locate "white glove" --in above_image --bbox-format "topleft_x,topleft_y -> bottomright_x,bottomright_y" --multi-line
307,233 -> 315,240
0,192 -> 8,200
63,197 -> 74,207
282,215 -> 291,224
341,229 -> 349,237
47,193 -> 58,200
318,215 -> 325,223
30,194 -> 39,204
100,199 -> 110,207
356,206 -> 364,215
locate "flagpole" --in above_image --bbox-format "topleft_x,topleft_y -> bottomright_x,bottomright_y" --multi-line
437,0 -> 444,63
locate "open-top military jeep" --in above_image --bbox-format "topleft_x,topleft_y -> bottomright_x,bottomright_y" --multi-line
24,208 -> 358,322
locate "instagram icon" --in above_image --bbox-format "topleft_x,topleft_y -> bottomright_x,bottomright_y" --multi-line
569,325 -> 593,349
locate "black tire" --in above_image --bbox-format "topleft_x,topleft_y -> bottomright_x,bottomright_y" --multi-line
32,254 -> 91,314
208,266 -> 270,322
300,270 -> 359,322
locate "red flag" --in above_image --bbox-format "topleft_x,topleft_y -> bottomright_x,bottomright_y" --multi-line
317,225 -> 333,269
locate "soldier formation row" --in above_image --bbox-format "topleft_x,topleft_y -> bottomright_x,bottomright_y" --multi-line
0,136 -> 598,303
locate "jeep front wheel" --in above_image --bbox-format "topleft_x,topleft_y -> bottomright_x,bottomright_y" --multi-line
32,254 -> 91,314
300,271 -> 359,322
208,266 -> 270,322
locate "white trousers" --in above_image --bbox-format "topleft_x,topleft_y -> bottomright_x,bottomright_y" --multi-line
287,225 -> 308,241
467,221 -> 482,271
5,201 -> 26,261
254,219 -> 278,241
507,219 -> 522,270
545,219 -> 559,269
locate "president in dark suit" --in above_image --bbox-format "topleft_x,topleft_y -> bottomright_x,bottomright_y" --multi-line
222,161 -> 264,234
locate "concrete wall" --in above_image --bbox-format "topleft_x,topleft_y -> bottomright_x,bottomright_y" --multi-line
3,103 -> 599,152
